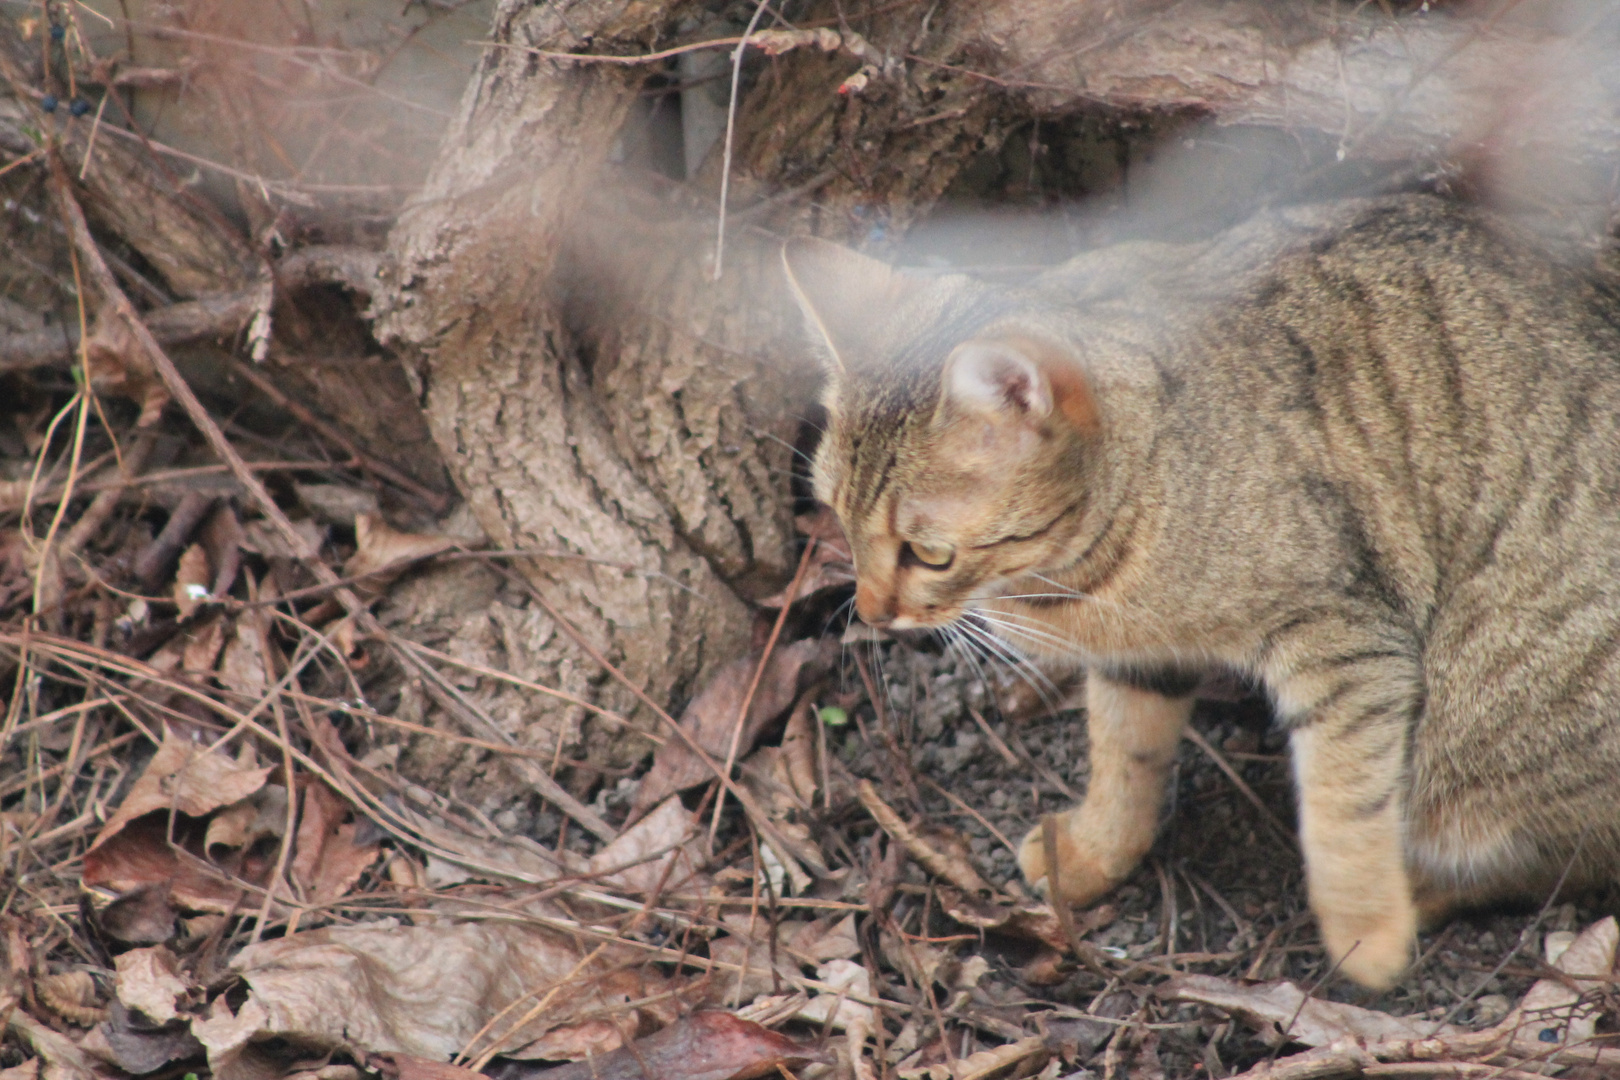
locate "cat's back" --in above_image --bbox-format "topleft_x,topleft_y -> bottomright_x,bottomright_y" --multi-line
1054,198 -> 1620,891
1050,196 -> 1620,559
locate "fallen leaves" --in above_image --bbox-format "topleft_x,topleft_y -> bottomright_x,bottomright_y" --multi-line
631,639 -> 828,821
112,947 -> 190,1025
758,510 -> 853,609
90,728 -> 272,849
196,913 -> 674,1069
522,1011 -> 827,1080
1165,916 -> 1620,1080
291,779 -> 382,906
1167,973 -> 1465,1048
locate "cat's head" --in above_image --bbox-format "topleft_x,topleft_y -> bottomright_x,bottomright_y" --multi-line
783,238 -> 1105,633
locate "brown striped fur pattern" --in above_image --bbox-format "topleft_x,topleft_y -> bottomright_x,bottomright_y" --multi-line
784,196 -> 1620,989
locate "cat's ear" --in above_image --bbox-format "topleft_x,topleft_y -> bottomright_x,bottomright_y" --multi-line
782,237 -> 908,372
943,337 -> 1099,435
943,339 -> 1053,418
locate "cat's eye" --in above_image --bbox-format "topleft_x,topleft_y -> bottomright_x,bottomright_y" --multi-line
903,541 -> 955,570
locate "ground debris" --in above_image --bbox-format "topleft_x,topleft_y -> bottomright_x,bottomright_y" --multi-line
503,1012 -> 828,1080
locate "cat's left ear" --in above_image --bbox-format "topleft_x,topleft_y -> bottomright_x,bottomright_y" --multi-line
943,337 -> 1099,435
782,237 -> 913,372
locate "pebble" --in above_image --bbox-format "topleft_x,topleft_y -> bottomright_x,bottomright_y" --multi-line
1473,994 -> 1511,1026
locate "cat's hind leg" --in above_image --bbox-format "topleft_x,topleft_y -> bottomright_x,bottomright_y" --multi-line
1018,667 -> 1196,905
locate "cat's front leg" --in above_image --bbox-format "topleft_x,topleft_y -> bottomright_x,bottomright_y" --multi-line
1018,667 -> 1196,904
1278,653 -> 1420,990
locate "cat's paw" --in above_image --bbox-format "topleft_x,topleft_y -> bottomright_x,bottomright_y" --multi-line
1016,815 -> 1120,905
1316,893 -> 1418,990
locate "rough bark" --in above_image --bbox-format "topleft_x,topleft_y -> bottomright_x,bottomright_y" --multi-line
375,0 -> 764,768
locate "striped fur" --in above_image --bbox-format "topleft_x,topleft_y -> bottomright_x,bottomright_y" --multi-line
785,197 -> 1620,989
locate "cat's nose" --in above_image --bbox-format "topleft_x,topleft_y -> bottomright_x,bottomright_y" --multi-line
854,584 -> 895,627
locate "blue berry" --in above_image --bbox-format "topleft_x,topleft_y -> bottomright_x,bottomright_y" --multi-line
49,23 -> 64,40
69,98 -> 90,117
40,94 -> 58,112
1539,1028 -> 1560,1043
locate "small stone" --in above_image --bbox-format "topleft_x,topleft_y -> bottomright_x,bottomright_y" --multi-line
1473,994 -> 1511,1026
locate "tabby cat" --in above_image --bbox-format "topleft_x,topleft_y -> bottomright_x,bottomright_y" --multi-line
784,196 -> 1620,989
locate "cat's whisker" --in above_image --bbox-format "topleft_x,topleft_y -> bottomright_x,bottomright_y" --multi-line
954,613 -> 1064,711
1029,572 -> 1086,598
967,602 -> 1101,649
969,612 -> 1081,656
1025,571 -> 1177,642
942,623 -> 1000,707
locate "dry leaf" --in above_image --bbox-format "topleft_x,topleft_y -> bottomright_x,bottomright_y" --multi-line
1514,914 -> 1617,1050
523,1012 -> 827,1080
759,511 -> 854,608
239,517 -> 326,560
83,311 -> 170,425
709,920 -> 804,1006
881,928 -> 957,990
38,971 -> 103,1026
1019,949 -> 1070,987
173,543 -> 212,619
0,1060 -> 40,1080
859,781 -> 998,896
291,781 -> 379,905
585,796 -> 705,895
8,1007 -> 101,1080
85,818 -> 269,914
296,484 -> 381,528
1164,973 -> 1465,1047
96,883 -> 178,945
114,946 -> 191,1024
97,1003 -> 206,1077
512,1019 -> 636,1063
364,1053 -> 485,1080
191,915 -> 659,1066
779,699 -> 820,804
898,1036 -> 1047,1080
789,915 -> 861,962
218,613 -> 271,698
631,639 -> 827,820
199,503 -> 245,597
940,889 -> 1114,954
204,784 -> 288,859
91,727 -> 272,851
180,617 -> 227,675
343,514 -> 456,596
795,957 -> 872,1032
